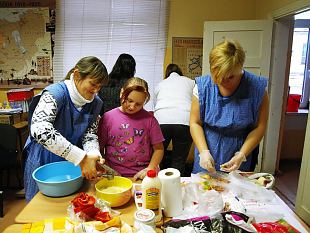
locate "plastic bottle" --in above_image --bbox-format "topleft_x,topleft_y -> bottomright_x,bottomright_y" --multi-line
141,169 -> 162,223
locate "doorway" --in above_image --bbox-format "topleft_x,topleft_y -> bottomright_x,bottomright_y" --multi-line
275,10 -> 310,210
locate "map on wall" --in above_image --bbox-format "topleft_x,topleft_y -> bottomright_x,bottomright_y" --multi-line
0,8 -> 52,85
172,37 -> 203,79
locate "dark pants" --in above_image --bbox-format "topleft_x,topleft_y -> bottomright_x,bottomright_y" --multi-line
250,146 -> 259,171
160,124 -> 192,176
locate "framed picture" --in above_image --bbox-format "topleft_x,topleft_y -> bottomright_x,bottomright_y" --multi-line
172,37 -> 203,79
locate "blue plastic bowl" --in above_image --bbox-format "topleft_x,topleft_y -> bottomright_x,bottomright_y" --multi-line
32,161 -> 83,197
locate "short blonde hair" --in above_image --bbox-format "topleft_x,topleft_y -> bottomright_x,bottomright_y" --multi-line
120,77 -> 150,104
209,40 -> 245,84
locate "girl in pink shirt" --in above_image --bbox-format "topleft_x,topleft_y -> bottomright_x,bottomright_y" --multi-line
98,77 -> 164,180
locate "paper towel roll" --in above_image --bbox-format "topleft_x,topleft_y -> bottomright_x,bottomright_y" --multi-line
158,168 -> 183,217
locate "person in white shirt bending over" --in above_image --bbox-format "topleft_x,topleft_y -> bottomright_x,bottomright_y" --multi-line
154,64 -> 195,176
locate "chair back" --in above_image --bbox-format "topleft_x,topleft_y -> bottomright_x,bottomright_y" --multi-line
0,124 -> 18,153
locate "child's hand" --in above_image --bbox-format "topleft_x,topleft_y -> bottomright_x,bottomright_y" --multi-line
133,168 -> 148,181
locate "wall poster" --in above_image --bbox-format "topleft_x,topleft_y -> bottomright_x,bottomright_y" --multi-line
172,37 -> 203,79
0,7 -> 54,85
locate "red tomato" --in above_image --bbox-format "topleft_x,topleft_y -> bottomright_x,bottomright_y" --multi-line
72,193 -> 96,208
82,206 -> 100,218
95,211 -> 112,223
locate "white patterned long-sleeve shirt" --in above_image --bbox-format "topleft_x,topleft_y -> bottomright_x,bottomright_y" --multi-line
30,91 -> 101,165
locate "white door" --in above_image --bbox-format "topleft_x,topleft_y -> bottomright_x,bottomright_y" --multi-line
202,20 -> 273,171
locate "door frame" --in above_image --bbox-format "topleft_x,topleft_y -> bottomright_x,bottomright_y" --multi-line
262,3 -> 310,174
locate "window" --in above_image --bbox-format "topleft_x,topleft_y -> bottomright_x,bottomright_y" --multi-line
288,11 -> 310,109
288,28 -> 308,95
53,0 -> 168,110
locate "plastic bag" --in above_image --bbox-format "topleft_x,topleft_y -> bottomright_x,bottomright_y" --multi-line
177,182 -> 223,219
163,212 -> 255,233
226,172 -> 277,204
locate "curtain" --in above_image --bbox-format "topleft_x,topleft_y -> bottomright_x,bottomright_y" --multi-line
53,0 -> 168,110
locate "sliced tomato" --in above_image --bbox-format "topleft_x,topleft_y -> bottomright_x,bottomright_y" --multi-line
71,192 -> 96,208
81,205 -> 100,218
95,211 -> 112,223
78,195 -> 95,206
73,207 -> 81,213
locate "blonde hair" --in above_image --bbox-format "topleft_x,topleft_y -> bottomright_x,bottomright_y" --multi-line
209,40 -> 245,84
120,77 -> 150,104
65,56 -> 108,86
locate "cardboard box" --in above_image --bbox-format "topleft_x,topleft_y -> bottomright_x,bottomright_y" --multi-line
0,113 -> 21,125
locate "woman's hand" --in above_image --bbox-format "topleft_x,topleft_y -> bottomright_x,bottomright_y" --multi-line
199,150 -> 216,173
220,151 -> 246,172
79,153 -> 102,179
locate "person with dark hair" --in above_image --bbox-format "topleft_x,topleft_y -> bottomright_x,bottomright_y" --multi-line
164,63 -> 183,79
190,40 -> 269,174
153,64 -> 195,176
98,53 -> 136,115
98,77 -> 164,180
23,56 -> 109,201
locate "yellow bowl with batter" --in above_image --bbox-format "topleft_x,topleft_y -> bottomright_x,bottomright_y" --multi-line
95,176 -> 132,207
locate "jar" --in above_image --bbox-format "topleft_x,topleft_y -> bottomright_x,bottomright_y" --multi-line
134,209 -> 156,231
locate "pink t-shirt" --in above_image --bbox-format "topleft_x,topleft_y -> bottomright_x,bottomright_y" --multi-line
98,108 -> 164,177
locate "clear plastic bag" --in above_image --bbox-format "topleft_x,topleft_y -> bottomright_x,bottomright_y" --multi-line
226,172 -> 277,204
177,182 -> 224,219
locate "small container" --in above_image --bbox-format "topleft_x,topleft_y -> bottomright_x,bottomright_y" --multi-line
134,209 -> 156,231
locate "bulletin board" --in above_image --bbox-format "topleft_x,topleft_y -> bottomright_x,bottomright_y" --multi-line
172,37 -> 203,79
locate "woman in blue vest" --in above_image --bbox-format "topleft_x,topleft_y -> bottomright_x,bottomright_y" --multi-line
24,56 -> 108,201
190,40 -> 269,173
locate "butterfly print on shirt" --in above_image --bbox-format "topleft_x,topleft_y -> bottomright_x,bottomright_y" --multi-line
134,128 -> 144,136
115,141 -> 123,147
117,157 -> 124,162
112,151 -> 119,156
120,123 -> 129,130
124,137 -> 134,145
120,147 -> 128,153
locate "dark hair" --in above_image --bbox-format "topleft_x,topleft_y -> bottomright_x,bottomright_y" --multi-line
109,53 -> 136,87
65,56 -> 108,86
164,63 -> 183,79
120,77 -> 150,104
